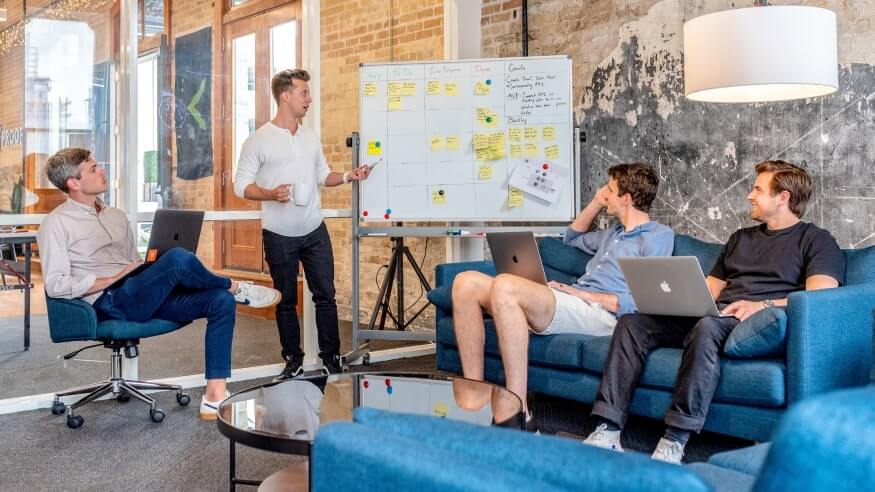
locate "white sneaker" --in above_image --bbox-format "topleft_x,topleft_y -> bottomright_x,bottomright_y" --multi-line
233,281 -> 281,309
651,437 -> 685,464
583,423 -> 624,452
199,390 -> 231,421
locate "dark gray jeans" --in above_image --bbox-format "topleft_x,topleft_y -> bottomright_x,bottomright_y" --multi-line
591,313 -> 740,432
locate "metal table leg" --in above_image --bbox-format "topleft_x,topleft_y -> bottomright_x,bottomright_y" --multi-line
24,242 -> 31,351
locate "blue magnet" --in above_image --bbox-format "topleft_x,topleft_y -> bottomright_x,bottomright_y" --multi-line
387,386 -> 393,395
386,209 -> 392,214
486,79 -> 492,85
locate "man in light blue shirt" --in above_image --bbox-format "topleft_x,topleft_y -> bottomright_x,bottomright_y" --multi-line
452,163 -> 674,431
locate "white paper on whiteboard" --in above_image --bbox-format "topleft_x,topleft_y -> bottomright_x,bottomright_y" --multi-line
507,159 -> 568,204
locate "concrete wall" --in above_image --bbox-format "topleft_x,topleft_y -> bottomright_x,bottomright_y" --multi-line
483,0 -> 875,248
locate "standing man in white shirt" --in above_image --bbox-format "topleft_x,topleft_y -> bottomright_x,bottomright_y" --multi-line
235,69 -> 371,380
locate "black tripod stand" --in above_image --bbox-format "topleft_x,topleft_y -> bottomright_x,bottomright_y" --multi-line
367,236 -> 432,331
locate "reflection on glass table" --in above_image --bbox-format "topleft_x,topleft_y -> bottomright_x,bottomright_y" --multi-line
217,372 -> 523,490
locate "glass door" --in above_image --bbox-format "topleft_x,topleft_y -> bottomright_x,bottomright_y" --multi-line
220,2 -> 301,273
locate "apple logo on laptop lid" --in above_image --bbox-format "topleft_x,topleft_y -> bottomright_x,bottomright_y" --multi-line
660,281 -> 672,293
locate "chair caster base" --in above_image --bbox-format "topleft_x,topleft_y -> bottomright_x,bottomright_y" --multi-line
51,401 -> 66,415
150,408 -> 165,423
67,414 -> 84,429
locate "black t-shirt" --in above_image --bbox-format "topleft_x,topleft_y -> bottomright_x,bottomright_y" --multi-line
710,222 -> 846,307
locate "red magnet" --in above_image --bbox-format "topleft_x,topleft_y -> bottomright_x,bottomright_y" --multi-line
542,163 -> 549,170
363,380 -> 369,389
384,213 -> 390,219
363,210 -> 369,217
385,378 -> 392,386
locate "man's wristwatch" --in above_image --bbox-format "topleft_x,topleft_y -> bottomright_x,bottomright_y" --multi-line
762,299 -> 776,308
342,172 -> 350,184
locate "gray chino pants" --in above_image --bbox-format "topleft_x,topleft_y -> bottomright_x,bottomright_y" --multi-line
591,313 -> 740,432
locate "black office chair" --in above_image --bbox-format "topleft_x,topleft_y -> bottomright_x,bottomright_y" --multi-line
46,294 -> 191,428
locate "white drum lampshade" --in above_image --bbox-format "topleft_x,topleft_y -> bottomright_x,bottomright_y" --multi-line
684,6 -> 838,103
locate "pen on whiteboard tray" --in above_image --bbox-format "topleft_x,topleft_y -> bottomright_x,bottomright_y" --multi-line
369,233 -> 388,236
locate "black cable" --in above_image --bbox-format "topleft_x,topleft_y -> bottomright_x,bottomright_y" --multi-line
404,237 -> 429,316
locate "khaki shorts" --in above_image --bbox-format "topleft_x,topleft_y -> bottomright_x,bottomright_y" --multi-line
539,288 -> 617,337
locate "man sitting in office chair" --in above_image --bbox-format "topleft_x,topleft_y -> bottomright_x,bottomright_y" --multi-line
37,147 -> 282,420
452,163 -> 674,432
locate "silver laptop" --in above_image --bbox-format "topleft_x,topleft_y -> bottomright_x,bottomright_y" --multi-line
618,256 -> 731,317
486,232 -> 547,285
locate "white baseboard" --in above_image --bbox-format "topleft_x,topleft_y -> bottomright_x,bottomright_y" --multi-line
0,344 -> 435,416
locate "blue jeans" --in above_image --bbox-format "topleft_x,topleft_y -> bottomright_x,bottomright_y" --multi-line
93,247 -> 235,379
263,222 -> 339,360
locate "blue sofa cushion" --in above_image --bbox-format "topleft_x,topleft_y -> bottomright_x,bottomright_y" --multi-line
538,237 -> 591,278
723,307 -> 787,358
580,336 -> 786,407
437,317 -> 592,369
754,387 -> 875,492
672,235 -> 723,273
352,407 -> 712,492
844,245 -> 875,285
427,285 -> 453,313
686,463 -> 757,492
706,443 -> 771,475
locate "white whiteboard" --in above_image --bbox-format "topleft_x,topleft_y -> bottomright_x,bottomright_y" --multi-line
358,56 -> 576,222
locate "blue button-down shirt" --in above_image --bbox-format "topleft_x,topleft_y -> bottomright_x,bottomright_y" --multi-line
564,221 -> 674,317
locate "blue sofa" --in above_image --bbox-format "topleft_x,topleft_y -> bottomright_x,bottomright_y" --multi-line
311,387 -> 875,492
428,234 -> 875,441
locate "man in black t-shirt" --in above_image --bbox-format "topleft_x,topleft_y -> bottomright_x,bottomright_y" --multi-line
583,160 -> 846,463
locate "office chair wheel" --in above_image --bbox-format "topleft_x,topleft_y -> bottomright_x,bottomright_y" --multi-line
150,408 -> 165,423
67,415 -> 84,429
51,401 -> 66,415
176,393 -> 190,406
117,391 -> 131,403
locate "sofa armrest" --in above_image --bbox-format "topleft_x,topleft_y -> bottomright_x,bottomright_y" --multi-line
347,408 -> 710,492
434,261 -> 495,288
45,295 -> 99,342
312,422 -> 553,492
785,283 -> 875,403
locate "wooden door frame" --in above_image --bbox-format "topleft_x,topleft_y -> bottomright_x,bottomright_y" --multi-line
210,0 -> 302,272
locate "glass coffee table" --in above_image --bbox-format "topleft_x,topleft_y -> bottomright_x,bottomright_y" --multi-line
217,372 -> 523,491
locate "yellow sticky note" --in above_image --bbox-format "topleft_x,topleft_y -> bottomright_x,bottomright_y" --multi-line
363,82 -> 377,97
427,80 -> 441,96
475,81 -> 491,95
509,143 -> 523,158
542,126 -> 556,140
402,81 -> 416,96
476,108 -> 498,128
433,402 -> 449,418
478,164 -> 494,180
509,188 -> 524,208
432,189 -> 447,205
475,147 -> 490,161
524,142 -> 539,157
388,95 -> 402,111
446,136 -> 459,151
430,136 -> 444,152
388,82 -> 402,96
487,131 -> 506,160
444,81 -> 459,96
524,127 -> 538,140
367,140 -> 382,156
473,133 -> 489,150
508,127 -> 522,142
545,144 -> 560,160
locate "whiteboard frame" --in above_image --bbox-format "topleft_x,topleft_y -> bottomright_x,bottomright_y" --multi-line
357,55 -> 577,223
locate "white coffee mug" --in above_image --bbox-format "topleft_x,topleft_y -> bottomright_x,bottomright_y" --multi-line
292,181 -> 313,207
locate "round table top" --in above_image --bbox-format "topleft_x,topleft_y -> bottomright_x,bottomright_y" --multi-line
216,371 -> 523,455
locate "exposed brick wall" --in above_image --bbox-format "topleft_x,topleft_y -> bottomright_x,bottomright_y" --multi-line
321,0 -> 446,329
168,0 -> 215,264
480,0 -> 522,58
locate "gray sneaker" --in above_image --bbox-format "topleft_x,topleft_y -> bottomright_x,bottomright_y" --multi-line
651,437 -> 685,464
233,281 -> 281,309
583,423 -> 624,452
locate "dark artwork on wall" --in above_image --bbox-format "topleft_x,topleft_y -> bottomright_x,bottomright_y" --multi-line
174,27 -> 213,180
579,36 -> 875,249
